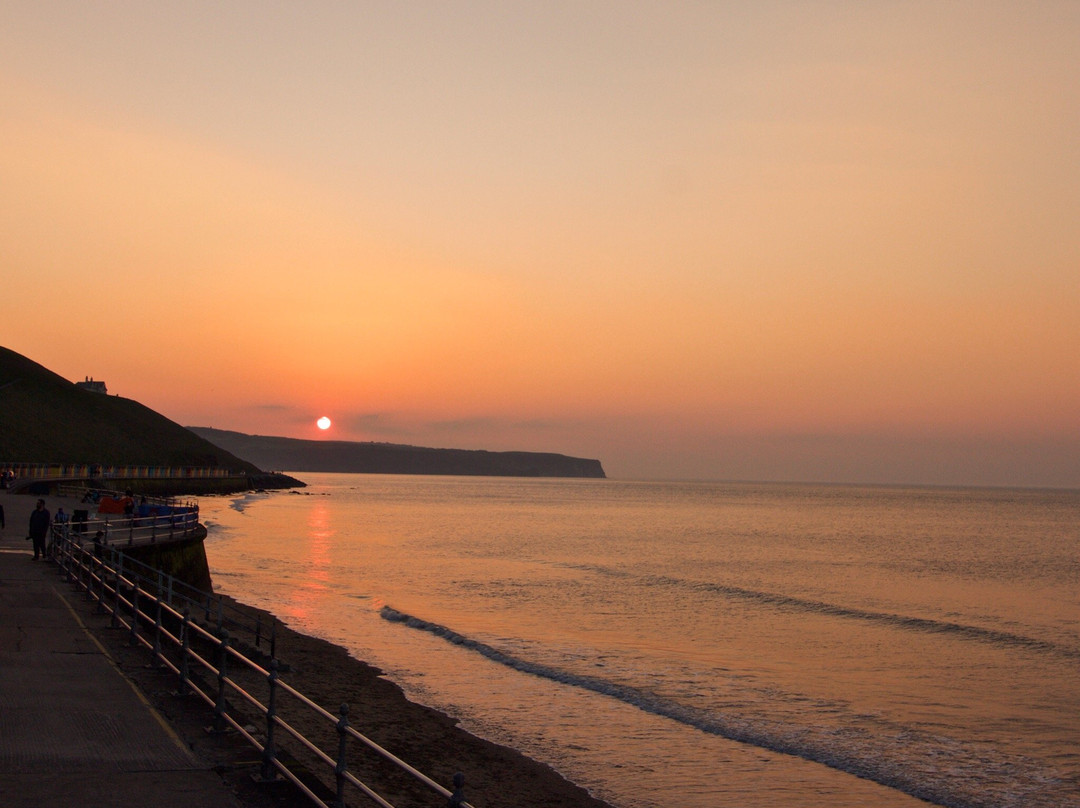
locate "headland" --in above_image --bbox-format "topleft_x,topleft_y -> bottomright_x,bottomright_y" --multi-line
190,427 -> 607,479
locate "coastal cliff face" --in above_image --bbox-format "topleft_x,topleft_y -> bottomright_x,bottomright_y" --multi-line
189,427 -> 607,479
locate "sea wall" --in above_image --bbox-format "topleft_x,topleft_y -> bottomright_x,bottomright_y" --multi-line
99,472 -> 304,497
123,534 -> 214,593
13,472 -> 303,498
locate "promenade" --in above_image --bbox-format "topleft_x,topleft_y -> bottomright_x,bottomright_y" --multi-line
0,491 -> 278,808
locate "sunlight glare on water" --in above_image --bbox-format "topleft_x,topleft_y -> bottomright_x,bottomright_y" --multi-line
201,475 -> 1080,808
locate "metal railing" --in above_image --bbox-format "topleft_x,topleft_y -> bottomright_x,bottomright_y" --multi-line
53,508 -> 202,549
69,541 -> 281,663
51,535 -> 476,808
51,489 -> 277,659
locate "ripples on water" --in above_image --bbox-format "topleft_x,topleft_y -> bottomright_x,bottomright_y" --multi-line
201,475 -> 1080,808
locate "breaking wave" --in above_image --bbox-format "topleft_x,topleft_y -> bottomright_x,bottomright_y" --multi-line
381,605 -> 1069,808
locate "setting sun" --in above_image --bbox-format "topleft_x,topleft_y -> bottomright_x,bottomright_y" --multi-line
316,416 -> 331,430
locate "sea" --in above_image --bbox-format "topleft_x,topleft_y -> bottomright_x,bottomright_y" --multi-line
197,473 -> 1080,808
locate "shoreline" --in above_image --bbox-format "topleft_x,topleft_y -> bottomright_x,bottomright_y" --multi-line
207,588 -> 617,808
1,489 -> 614,808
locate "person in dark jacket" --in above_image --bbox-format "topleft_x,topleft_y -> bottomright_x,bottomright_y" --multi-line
28,499 -> 51,560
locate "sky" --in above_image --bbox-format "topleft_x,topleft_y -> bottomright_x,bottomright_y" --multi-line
1,2 -> 1077,487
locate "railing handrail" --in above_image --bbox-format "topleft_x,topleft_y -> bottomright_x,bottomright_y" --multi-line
51,535 -> 477,808
52,510 -> 201,550
48,486 -> 280,665
51,525 -> 279,660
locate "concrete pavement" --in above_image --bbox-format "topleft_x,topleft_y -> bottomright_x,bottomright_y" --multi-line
0,489 -> 85,555
0,542 -> 254,807
0,486 -> 306,808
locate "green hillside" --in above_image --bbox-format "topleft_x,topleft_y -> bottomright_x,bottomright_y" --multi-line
0,346 -> 258,471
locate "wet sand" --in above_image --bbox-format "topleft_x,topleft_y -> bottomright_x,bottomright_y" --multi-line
209,591 -> 616,808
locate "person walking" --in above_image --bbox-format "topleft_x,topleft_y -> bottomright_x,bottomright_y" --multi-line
28,499 -> 51,561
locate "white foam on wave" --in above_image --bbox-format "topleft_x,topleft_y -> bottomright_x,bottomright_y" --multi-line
380,605 -> 1068,808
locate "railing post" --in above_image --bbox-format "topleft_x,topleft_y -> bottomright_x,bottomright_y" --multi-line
96,556 -> 107,614
111,552 -> 123,628
82,548 -> 94,600
67,541 -> 77,587
151,591 -> 164,667
129,581 -> 141,646
259,659 -> 280,781
334,704 -> 350,808
177,608 -> 191,697
211,630 -> 230,733
255,613 -> 262,650
60,536 -> 74,582
448,772 -> 467,807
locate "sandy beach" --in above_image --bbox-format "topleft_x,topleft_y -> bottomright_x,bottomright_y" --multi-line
0,488 -> 614,808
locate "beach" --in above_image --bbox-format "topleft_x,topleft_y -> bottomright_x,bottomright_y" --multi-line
210,591 -> 614,807
6,477 -> 1079,807
0,487 -> 613,808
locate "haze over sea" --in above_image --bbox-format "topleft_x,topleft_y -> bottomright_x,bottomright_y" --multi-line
200,473 -> 1079,808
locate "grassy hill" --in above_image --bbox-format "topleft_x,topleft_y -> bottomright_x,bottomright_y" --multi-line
0,346 -> 259,471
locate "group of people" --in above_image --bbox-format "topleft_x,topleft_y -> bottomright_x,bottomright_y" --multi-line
26,499 -> 105,560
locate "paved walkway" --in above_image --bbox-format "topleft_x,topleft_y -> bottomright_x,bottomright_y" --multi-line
0,490 -> 247,808
0,489 -> 87,556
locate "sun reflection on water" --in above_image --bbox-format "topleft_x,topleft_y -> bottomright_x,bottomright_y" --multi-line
282,500 -> 335,621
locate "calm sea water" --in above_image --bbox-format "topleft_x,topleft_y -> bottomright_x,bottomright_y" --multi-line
198,474 -> 1080,808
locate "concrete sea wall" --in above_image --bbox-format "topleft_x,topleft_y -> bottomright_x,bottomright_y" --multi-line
122,533 -> 215,593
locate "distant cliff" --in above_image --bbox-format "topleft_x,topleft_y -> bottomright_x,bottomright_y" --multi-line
189,427 -> 607,479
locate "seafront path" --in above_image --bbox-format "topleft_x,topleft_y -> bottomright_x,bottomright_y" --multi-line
0,490 -> 256,808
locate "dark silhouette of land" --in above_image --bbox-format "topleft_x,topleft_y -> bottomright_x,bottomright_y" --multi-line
189,427 -> 607,479
0,346 -> 605,481
0,346 -> 257,470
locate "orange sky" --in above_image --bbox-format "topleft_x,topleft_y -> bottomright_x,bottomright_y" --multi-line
2,2 -> 1077,486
